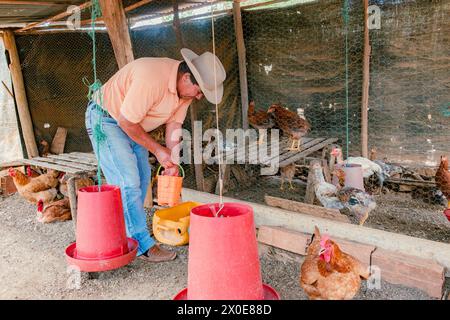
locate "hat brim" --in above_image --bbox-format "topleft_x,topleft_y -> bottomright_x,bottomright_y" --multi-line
181,48 -> 224,105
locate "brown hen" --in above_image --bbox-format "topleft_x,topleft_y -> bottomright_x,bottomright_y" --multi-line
435,155 -> 450,208
248,101 -> 275,145
267,104 -> 311,151
300,226 -> 370,300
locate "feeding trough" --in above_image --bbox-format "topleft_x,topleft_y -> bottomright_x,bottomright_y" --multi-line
174,202 -> 280,300
65,185 -> 138,272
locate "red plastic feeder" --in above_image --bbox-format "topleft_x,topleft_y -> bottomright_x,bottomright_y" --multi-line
65,185 -> 138,272
444,209 -> 450,222
174,203 -> 280,300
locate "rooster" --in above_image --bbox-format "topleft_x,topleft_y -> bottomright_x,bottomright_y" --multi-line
36,198 -> 71,223
435,155 -> 450,208
248,101 -> 275,145
8,168 -> 59,205
300,226 -> 370,300
267,104 -> 311,151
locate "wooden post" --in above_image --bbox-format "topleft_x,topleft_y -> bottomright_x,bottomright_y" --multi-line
361,0 -> 371,158
2,30 -> 39,159
99,0 -> 134,69
233,0 -> 249,130
67,176 -> 78,233
190,103 -> 205,191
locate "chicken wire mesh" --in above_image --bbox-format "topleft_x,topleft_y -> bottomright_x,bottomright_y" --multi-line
6,0 -> 450,223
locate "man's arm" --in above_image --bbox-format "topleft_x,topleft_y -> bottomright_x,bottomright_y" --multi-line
117,113 -> 175,169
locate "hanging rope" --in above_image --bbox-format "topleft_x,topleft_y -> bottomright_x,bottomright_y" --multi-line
85,0 -> 106,190
210,2 -> 224,217
342,0 -> 350,160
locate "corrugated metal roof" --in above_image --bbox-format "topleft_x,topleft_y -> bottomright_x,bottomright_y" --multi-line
0,0 -> 86,26
0,0 -> 211,28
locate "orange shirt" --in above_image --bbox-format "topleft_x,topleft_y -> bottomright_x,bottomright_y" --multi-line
98,58 -> 192,132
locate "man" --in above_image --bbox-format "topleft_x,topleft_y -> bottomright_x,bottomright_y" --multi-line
85,48 -> 226,262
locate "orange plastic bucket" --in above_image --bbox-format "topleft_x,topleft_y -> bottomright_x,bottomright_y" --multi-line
156,164 -> 184,207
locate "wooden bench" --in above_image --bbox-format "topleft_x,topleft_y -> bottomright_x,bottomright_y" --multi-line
215,136 -> 339,194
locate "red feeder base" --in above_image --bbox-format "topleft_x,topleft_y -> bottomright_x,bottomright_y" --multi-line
173,284 -> 280,300
444,209 -> 450,222
65,238 -> 138,272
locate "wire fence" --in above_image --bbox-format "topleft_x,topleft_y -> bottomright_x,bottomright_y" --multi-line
10,0 -> 450,214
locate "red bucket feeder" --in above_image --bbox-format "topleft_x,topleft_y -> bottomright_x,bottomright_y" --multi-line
444,209 -> 450,222
65,185 -> 138,272
174,203 -> 280,300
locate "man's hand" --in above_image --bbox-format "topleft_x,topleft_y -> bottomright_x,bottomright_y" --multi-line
162,166 -> 179,177
154,146 -> 175,170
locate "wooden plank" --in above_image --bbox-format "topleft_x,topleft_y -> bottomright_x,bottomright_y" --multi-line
99,0 -> 134,69
278,138 -> 339,167
47,154 -> 97,166
361,0 -> 370,158
20,159 -> 87,175
258,226 -> 310,256
261,138 -> 326,166
50,127 -> 67,154
233,0 -> 249,130
257,226 -> 375,268
277,138 -> 325,164
31,157 -> 96,171
69,152 -> 96,159
0,160 -> 24,168
265,195 -> 350,223
385,178 -> 435,187
304,160 -> 319,204
2,30 -> 39,158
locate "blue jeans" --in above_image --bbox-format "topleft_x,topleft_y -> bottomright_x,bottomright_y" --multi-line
85,101 -> 154,256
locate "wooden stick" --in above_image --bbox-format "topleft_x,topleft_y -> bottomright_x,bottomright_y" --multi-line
99,0 -> 134,69
66,176 -> 78,233
1,80 -> 14,98
2,30 -> 39,158
233,0 -> 249,129
361,0 -> 371,158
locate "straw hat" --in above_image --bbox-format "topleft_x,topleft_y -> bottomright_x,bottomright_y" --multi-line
181,48 -> 226,104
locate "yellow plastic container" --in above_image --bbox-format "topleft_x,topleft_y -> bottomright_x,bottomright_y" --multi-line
152,201 -> 202,246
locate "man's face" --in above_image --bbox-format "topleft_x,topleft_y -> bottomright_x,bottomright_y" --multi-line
177,73 -> 204,101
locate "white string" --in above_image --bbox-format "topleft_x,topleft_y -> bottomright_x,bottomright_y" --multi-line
211,2 -> 224,217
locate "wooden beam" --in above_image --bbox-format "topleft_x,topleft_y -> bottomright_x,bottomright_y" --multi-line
361,0 -> 371,158
16,1 -> 92,33
264,195 -> 350,223
190,105 -> 205,192
99,0 -> 134,69
0,1 -> 66,5
2,30 -> 39,159
182,187 -> 450,276
233,0 -> 249,130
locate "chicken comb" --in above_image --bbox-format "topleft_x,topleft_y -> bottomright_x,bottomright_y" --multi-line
320,234 -> 330,247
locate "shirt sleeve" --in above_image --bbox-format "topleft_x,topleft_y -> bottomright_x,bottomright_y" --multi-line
120,78 -> 160,124
167,103 -> 191,124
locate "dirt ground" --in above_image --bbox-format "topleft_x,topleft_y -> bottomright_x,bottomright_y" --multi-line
0,193 -> 444,300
